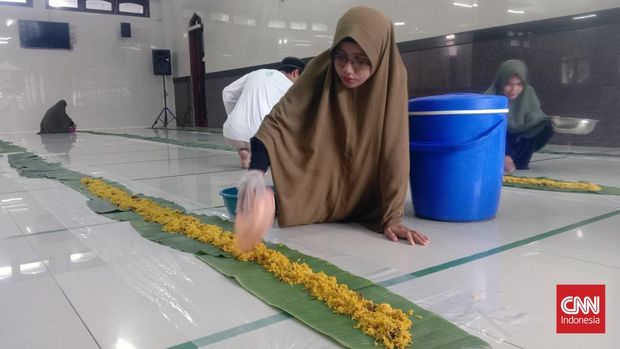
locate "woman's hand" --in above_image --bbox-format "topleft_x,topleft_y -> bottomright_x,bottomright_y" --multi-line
504,155 -> 516,174
236,170 -> 266,214
383,223 -> 430,246
234,170 -> 274,252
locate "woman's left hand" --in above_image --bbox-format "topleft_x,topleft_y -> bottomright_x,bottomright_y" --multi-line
383,223 -> 430,246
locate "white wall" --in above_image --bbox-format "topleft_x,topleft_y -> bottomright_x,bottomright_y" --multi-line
2,0 -> 618,133
161,0 -> 620,75
0,0 -> 173,133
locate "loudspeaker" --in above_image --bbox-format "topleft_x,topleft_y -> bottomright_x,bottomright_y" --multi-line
121,22 -> 131,38
152,49 -> 171,76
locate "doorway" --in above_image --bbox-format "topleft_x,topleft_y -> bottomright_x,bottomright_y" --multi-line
188,13 -> 207,127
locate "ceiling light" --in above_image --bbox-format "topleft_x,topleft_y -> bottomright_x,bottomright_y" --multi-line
209,12 -> 229,23
268,20 -> 286,29
573,14 -> 597,20
0,266 -> 11,280
507,9 -> 525,14
290,22 -> 307,30
453,2 -> 473,8
311,22 -> 327,31
233,15 -> 256,27
70,252 -> 96,263
394,22 -> 405,26
115,338 -> 137,349
20,261 -> 46,275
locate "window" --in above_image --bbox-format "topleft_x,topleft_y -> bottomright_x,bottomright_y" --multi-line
118,0 -> 147,15
86,0 -> 113,12
46,0 -> 148,17
48,0 -> 78,9
0,0 -> 33,7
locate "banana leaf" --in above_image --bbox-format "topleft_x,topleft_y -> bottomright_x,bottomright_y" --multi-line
5,141 -> 490,348
0,140 -> 26,153
503,175 -> 620,195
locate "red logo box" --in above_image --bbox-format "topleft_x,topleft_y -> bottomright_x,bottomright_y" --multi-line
557,284 -> 605,333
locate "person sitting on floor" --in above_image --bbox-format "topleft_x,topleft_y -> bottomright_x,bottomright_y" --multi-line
485,59 -> 557,173
236,6 -> 430,246
38,100 -> 76,134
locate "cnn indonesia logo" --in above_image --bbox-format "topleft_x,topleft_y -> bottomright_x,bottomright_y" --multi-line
556,284 -> 605,333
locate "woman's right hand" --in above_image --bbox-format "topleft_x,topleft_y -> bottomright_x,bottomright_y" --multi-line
504,155 -> 516,174
236,170 -> 267,215
235,170 -> 274,251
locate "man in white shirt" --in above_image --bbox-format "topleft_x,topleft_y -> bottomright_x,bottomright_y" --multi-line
222,57 -> 305,168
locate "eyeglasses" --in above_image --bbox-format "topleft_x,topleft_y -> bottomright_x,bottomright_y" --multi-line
332,50 -> 371,70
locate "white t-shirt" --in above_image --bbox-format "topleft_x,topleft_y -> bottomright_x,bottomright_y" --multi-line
222,69 -> 293,142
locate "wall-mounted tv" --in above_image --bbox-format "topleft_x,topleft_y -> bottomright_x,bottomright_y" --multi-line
19,20 -> 71,50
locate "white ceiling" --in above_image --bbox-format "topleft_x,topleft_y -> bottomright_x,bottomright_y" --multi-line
161,0 -> 620,73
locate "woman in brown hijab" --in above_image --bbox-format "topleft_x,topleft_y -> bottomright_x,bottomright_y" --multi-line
237,6 -> 429,246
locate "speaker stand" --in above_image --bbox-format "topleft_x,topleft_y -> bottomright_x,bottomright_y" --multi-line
151,75 -> 177,128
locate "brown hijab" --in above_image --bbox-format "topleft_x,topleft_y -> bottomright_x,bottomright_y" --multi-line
256,6 -> 408,231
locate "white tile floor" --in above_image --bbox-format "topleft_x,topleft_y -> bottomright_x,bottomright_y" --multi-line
0,129 -> 618,349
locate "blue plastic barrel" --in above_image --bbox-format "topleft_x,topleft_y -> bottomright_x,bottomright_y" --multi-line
409,93 -> 508,221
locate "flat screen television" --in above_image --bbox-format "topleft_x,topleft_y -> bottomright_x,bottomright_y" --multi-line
19,20 -> 71,50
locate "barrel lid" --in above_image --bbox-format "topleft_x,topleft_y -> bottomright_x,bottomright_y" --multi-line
409,93 -> 508,114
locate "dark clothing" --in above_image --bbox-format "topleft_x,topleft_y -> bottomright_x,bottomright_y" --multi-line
38,100 -> 75,134
249,137 -> 270,172
485,60 -> 555,170
506,121 -> 553,169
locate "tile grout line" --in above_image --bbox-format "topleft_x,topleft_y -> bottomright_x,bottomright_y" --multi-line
168,208 -> 620,349
168,314 -> 293,349
534,249 -> 620,270
0,188 -> 56,195
538,148 -> 620,156
22,234 -> 104,349
530,155 -> 567,163
131,168 -> 243,181
87,154 -> 230,167
2,190 -> 104,347
0,221 -> 122,242
378,209 -> 620,287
